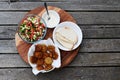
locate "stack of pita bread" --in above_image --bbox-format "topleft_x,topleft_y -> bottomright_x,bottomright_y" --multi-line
55,26 -> 78,50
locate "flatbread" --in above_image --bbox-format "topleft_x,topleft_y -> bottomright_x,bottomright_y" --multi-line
55,26 -> 78,50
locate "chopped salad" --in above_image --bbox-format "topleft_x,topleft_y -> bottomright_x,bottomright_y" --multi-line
19,15 -> 46,42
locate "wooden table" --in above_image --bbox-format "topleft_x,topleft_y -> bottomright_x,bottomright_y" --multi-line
0,0 -> 120,80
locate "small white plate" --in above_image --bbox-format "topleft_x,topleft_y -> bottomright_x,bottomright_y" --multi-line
28,38 -> 61,75
42,10 -> 60,28
53,21 -> 83,51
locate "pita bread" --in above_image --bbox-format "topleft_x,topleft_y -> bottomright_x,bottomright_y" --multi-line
55,26 -> 78,50
56,33 -> 74,50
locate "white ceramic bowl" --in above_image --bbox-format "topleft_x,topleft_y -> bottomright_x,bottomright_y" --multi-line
28,38 -> 61,75
42,10 -> 60,28
53,21 -> 83,51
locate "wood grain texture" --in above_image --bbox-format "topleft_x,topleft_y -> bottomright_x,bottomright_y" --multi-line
0,0 -> 8,1
0,53 -> 120,67
19,0 -> 79,1
71,53 -> 120,66
0,54 -> 29,67
0,26 -> 120,39
0,26 -> 16,39
71,12 -> 120,25
0,39 -> 120,53
0,0 -> 119,79
80,39 -> 120,52
0,12 -> 120,24
0,67 -> 120,80
0,1 -> 120,11
0,40 -> 17,53
83,27 -> 120,39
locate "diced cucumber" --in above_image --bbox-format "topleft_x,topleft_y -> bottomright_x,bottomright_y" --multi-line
25,25 -> 30,30
20,27 -> 25,33
27,32 -> 30,35
30,39 -> 33,42
27,17 -> 36,23
36,32 -> 40,35
33,35 -> 37,40
27,17 -> 32,21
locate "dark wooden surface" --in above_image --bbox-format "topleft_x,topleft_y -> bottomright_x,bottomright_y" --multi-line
0,0 -> 120,80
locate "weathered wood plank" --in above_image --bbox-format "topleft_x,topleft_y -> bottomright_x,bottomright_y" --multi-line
0,54 -> 29,67
0,0 -> 8,2
0,53 -> 120,67
0,12 -> 25,25
19,0 -> 66,1
0,1 -> 120,11
0,40 -> 17,53
0,26 -> 120,39
0,67 -> 119,80
80,39 -> 120,52
0,26 -> 16,39
71,53 -> 120,66
19,0 -> 79,2
71,12 -> 120,24
0,12 -> 120,24
0,0 -> 80,2
83,27 -> 120,39
0,39 -> 120,53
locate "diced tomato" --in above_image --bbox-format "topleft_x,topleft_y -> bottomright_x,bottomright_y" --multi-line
26,21 -> 32,27
39,29 -> 42,35
30,33 -> 34,40
29,23 -> 32,27
38,18 -> 40,23
26,22 -> 29,26
36,27 -> 40,31
37,23 -> 40,27
29,22 -> 32,26
41,23 -> 45,28
31,28 -> 34,34
30,28 -> 35,39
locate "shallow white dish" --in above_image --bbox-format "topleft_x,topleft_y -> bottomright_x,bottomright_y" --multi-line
42,10 -> 60,28
53,21 -> 83,51
28,38 -> 61,75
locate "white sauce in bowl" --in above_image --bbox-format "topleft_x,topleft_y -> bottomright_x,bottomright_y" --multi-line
42,10 -> 60,28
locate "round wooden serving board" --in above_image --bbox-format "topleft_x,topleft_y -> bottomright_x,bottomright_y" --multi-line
15,6 -> 80,67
